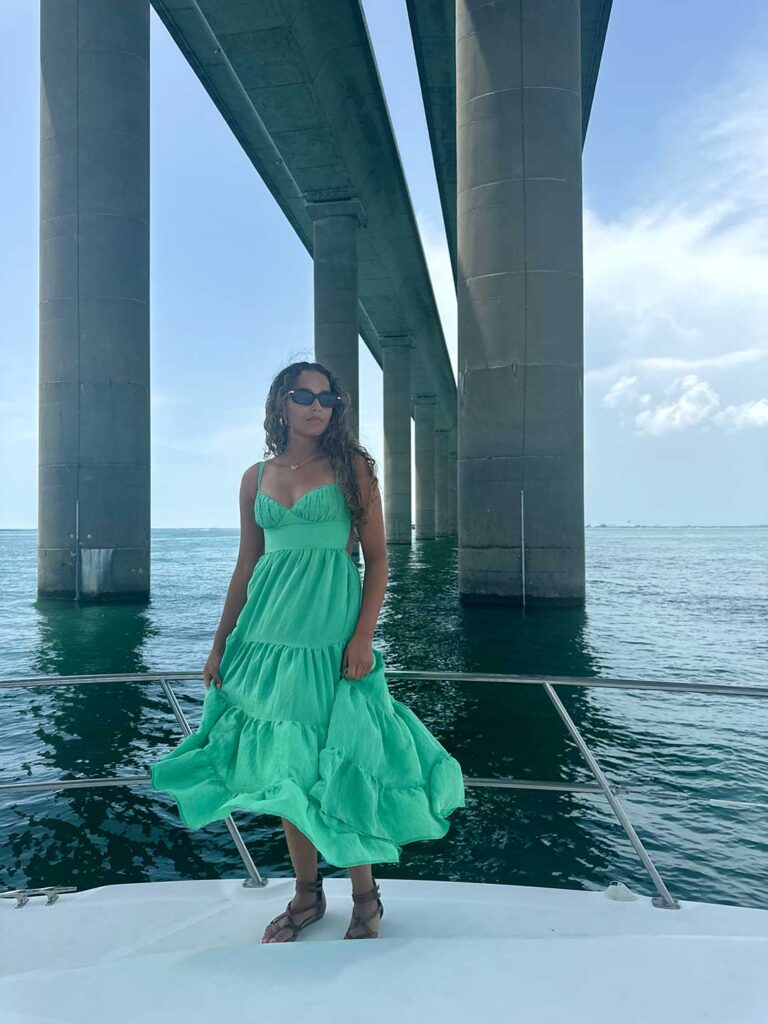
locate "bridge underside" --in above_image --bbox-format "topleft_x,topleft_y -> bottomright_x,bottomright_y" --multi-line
38,0 -> 610,606
406,0 -> 612,284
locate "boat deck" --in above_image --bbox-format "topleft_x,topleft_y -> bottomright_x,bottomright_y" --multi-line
3,877 -> 767,1023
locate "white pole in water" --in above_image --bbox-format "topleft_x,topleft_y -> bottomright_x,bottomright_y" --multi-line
75,498 -> 80,603
520,489 -> 526,609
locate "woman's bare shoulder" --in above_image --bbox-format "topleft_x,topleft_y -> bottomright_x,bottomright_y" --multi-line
241,460 -> 265,498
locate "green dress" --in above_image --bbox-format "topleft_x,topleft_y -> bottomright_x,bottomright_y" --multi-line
149,459 -> 465,867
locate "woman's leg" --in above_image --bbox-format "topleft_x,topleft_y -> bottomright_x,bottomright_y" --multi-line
346,864 -> 382,937
348,864 -> 374,892
283,817 -> 319,883
262,818 -> 323,943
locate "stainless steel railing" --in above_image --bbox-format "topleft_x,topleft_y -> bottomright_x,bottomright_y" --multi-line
2,669 -> 766,909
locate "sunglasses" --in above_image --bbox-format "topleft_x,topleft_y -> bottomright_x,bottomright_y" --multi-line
287,387 -> 341,409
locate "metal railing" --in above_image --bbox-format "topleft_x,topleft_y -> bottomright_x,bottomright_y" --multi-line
2,669 -> 766,910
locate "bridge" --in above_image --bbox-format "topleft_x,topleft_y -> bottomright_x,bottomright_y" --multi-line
39,0 -> 612,605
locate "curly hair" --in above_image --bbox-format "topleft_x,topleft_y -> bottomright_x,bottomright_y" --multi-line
262,360 -> 380,530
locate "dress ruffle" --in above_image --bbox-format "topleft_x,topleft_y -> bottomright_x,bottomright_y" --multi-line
149,645 -> 466,866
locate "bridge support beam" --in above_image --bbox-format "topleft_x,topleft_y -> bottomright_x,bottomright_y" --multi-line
414,394 -> 436,540
456,0 -> 586,604
382,335 -> 414,544
39,0 -> 150,601
447,430 -> 458,538
306,199 -> 366,440
435,428 -> 451,537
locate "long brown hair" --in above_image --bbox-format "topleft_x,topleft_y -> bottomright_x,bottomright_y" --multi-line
262,360 -> 380,528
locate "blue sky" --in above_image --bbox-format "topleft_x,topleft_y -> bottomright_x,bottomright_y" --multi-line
2,0 -> 767,528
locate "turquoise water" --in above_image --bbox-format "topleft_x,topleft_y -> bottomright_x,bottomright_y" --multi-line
2,527 -> 766,909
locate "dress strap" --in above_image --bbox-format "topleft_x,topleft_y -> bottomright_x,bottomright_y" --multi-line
257,460 -> 265,491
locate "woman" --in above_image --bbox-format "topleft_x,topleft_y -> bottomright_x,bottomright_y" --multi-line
149,360 -> 466,942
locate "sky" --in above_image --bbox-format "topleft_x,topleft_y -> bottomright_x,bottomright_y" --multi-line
2,0 -> 767,529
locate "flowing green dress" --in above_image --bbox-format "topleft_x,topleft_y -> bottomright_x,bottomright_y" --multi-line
149,459 -> 465,867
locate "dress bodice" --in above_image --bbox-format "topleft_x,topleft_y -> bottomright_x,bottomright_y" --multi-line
255,459 -> 352,553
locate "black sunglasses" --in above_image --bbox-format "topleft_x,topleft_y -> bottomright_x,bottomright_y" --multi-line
287,387 -> 341,409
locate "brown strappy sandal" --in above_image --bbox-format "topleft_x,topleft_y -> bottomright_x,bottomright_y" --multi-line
343,878 -> 384,939
262,871 -> 326,943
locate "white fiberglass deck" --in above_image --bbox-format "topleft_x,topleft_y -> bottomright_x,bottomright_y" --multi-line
2,876 -> 767,1024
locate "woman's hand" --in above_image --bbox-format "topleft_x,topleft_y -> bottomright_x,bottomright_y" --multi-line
340,632 -> 374,680
203,648 -> 223,690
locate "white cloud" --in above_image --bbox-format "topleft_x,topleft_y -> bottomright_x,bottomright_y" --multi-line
587,346 -> 768,387
585,53 -> 768,438
713,397 -> 768,429
634,374 -> 721,435
602,371 -> 768,436
603,374 -> 639,407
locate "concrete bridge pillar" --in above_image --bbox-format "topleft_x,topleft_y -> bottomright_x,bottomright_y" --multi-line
435,427 -> 451,537
413,394 -> 436,540
381,335 -> 413,544
447,430 -> 458,538
306,199 -> 366,439
456,0 -> 585,605
39,0 -> 150,600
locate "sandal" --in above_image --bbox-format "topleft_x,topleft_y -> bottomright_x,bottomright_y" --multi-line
262,871 -> 326,943
343,878 -> 384,939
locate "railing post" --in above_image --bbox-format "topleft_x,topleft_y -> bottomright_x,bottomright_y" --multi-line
542,681 -> 680,909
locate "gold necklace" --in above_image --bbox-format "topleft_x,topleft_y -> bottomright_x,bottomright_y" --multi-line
288,452 -> 324,472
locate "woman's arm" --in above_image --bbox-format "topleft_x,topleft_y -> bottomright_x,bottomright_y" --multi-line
211,465 -> 264,655
341,455 -> 388,679
352,454 -> 388,638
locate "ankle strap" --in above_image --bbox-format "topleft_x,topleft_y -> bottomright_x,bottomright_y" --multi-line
351,883 -> 380,903
295,871 -> 324,893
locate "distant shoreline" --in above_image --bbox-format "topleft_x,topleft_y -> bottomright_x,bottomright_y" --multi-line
585,524 -> 768,529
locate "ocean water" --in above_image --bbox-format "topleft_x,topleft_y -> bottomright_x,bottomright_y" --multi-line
2,526 -> 766,910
